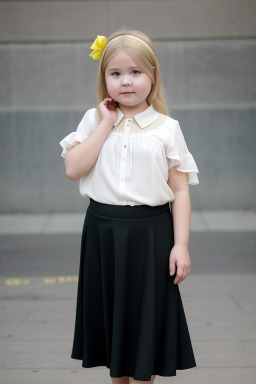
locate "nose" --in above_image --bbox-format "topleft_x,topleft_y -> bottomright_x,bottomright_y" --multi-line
121,74 -> 132,85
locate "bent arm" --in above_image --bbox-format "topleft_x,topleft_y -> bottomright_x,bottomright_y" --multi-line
167,165 -> 191,247
64,120 -> 113,180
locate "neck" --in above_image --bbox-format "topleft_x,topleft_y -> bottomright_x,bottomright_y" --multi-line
119,102 -> 150,117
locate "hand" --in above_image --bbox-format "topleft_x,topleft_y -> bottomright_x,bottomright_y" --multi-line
169,243 -> 191,284
98,98 -> 119,126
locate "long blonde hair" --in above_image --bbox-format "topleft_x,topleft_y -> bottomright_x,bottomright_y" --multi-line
96,28 -> 170,116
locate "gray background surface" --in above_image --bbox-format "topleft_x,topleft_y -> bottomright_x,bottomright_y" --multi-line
0,0 -> 255,212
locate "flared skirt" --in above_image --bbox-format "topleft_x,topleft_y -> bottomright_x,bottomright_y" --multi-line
71,198 -> 196,381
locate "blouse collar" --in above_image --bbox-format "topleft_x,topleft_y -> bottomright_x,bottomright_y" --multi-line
114,104 -> 159,129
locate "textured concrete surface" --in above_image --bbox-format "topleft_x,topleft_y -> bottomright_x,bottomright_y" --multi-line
0,1 -> 256,211
0,107 -> 256,212
0,211 -> 256,383
1,229 -> 256,277
0,37 -> 256,213
0,274 -> 255,383
0,0 -> 255,42
1,41 -> 255,109
1,39 -> 256,212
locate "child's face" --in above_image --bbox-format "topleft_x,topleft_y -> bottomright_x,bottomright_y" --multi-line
105,49 -> 153,112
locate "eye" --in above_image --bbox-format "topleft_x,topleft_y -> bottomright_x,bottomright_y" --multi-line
111,72 -> 120,77
111,70 -> 141,77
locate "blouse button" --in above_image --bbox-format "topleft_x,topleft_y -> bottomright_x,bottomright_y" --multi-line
124,145 -> 127,148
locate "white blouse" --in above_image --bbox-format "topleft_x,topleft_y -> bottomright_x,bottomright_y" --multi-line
59,104 -> 199,206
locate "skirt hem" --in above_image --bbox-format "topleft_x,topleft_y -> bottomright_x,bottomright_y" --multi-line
71,355 -> 197,381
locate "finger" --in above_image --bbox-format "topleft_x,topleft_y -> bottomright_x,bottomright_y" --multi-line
177,271 -> 186,284
180,267 -> 189,283
176,276 -> 184,285
169,256 -> 176,276
174,266 -> 183,284
179,269 -> 186,283
169,264 -> 176,276
174,276 -> 181,285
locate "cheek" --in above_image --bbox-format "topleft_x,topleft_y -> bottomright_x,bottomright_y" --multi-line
136,78 -> 152,94
106,78 -> 118,93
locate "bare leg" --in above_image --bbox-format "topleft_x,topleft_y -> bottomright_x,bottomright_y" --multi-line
110,376 -> 129,384
129,375 -> 156,384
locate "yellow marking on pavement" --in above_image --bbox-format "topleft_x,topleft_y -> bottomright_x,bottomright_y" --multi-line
58,276 -> 78,283
4,276 -> 78,286
44,277 -> 56,284
67,276 -> 78,282
5,278 -> 30,286
5,279 -> 22,286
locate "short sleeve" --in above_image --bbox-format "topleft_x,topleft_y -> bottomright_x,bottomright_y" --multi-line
166,120 -> 199,185
59,109 -> 94,158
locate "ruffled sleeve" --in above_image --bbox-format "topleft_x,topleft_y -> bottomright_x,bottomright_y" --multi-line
59,109 -> 94,158
166,120 -> 199,185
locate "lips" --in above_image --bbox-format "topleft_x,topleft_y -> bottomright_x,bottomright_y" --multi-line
121,92 -> 133,94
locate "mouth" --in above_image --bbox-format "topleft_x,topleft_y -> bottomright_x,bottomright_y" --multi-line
121,92 -> 134,95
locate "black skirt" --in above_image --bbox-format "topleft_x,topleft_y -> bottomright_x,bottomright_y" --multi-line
71,198 -> 196,381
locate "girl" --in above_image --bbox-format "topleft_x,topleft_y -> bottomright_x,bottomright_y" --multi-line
59,29 -> 199,384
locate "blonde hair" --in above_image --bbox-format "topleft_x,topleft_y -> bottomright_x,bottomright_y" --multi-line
95,28 -> 170,116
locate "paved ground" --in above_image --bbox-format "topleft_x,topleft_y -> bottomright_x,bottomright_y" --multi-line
0,210 -> 256,383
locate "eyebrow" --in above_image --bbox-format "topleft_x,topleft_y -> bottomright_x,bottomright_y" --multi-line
107,66 -> 141,72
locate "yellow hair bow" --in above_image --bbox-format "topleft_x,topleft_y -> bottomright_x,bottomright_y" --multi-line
89,35 -> 107,60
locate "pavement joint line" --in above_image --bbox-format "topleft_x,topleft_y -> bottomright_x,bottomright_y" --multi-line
0,211 -> 256,234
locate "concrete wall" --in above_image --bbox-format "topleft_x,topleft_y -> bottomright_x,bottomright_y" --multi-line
0,1 -> 255,213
